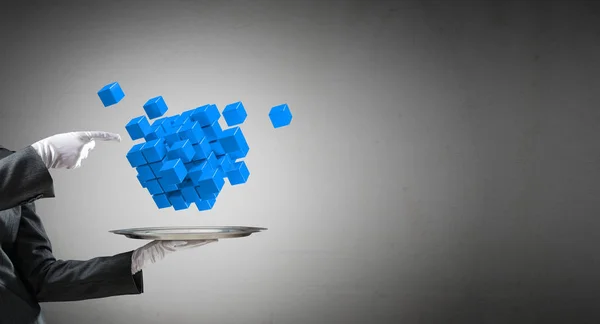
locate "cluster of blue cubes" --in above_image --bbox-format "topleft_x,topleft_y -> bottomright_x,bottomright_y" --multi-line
125,96 -> 250,211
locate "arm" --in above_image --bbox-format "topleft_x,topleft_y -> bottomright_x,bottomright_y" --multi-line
12,202 -> 143,302
0,146 -> 55,210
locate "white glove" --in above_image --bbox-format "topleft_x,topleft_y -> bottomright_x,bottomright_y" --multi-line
131,240 -> 218,274
31,131 -> 121,169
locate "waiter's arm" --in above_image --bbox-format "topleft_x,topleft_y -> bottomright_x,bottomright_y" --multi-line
12,202 -> 143,302
0,146 -> 55,210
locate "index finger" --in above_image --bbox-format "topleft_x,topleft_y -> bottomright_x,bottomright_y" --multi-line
79,131 -> 122,142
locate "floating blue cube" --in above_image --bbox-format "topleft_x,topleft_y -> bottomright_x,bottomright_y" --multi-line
146,179 -> 164,195
136,165 -> 155,182
202,120 -> 222,142
167,191 -> 189,210
227,161 -> 250,185
269,103 -> 292,128
158,177 -> 179,192
126,116 -> 152,140
217,155 -> 233,172
210,140 -> 225,156
98,82 -> 125,107
166,139 -> 196,163
159,158 -> 188,185
143,96 -> 169,119
188,160 -> 213,184
144,124 -> 166,141
218,126 -> 247,154
229,143 -> 249,161
191,104 -> 221,126
192,138 -> 212,161
153,194 -> 172,209
126,143 -> 147,167
222,101 -> 247,126
196,169 -> 225,196
196,199 -> 216,211
180,180 -> 200,203
179,121 -> 204,144
141,138 -> 167,163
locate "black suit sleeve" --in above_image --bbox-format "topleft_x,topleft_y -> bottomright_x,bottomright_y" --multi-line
12,203 -> 144,302
0,146 -> 55,210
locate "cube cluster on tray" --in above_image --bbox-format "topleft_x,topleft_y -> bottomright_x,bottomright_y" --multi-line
125,96 -> 250,211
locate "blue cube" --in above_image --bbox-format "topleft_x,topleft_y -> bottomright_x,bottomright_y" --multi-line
218,126 -> 248,154
126,143 -> 147,167
136,165 -> 155,182
166,139 -> 196,163
144,124 -> 166,141
180,180 -> 201,204
125,116 -> 152,140
152,194 -> 172,209
226,161 -> 250,185
141,138 -> 167,163
143,96 -> 169,119
201,120 -> 223,142
98,82 -> 125,107
196,168 -> 225,196
217,155 -> 233,172
210,140 -> 225,156
167,191 -> 190,210
159,158 -> 188,185
196,199 -> 215,211
222,101 -> 247,126
146,179 -> 164,195
229,143 -> 249,161
192,138 -> 212,161
191,104 -> 221,126
179,121 -> 204,144
174,110 -> 193,127
269,103 -> 292,128
136,174 -> 148,188
158,177 -> 179,192
188,160 -> 213,184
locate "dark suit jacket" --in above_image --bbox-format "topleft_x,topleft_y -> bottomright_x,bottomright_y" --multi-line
0,146 -> 144,324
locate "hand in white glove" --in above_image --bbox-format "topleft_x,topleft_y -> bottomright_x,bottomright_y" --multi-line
131,240 -> 218,274
31,131 -> 121,169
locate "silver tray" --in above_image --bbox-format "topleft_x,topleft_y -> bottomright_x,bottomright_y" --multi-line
110,226 -> 267,240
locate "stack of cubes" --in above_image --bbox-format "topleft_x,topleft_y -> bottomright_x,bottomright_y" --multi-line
125,97 -> 250,211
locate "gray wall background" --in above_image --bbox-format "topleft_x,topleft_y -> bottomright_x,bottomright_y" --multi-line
1,0 -> 600,323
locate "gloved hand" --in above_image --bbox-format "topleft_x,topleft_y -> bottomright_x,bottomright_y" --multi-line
31,131 -> 121,169
131,240 -> 218,274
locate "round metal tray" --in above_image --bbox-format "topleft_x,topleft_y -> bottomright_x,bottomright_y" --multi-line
110,226 -> 267,240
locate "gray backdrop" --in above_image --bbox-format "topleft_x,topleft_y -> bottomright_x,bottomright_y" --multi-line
1,0 -> 600,323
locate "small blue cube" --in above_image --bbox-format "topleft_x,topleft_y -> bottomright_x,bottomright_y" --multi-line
222,101 -> 247,126
125,116 -> 152,140
167,139 -> 196,163
152,193 -> 172,209
146,179 -> 164,195
98,82 -> 125,107
269,104 -> 293,128
227,161 -> 250,185
191,104 -> 221,127
143,96 -> 169,119
167,191 -> 190,211
218,126 -> 248,154
136,165 -> 155,182
196,199 -> 216,211
159,158 -> 188,185
196,168 -> 225,196
126,143 -> 147,167
141,138 -> 167,163
201,120 -> 223,142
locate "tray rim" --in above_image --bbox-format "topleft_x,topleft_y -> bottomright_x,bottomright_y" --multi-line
109,225 -> 267,240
